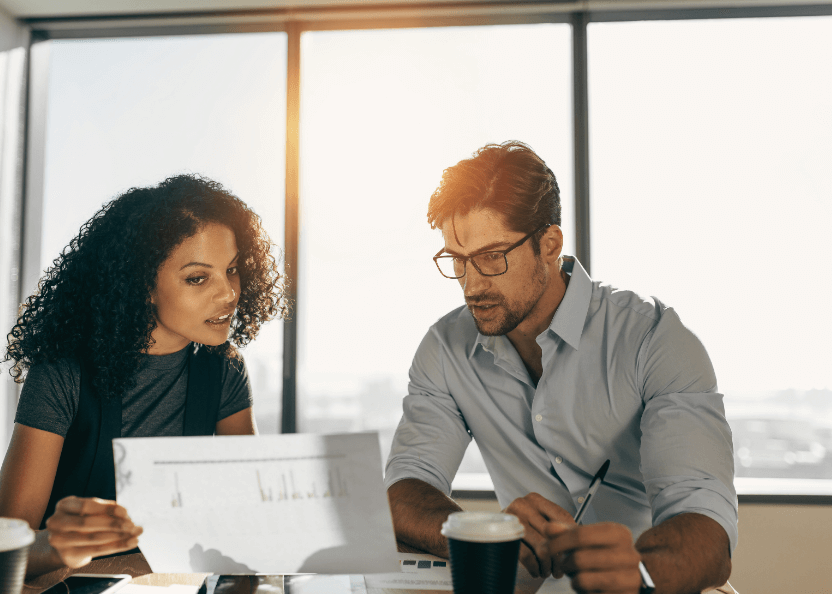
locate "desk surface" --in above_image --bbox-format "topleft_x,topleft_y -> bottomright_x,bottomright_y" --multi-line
22,551 -> 737,594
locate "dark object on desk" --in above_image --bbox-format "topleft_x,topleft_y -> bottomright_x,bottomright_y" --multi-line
198,576 -> 283,594
37,575 -> 131,594
441,512 -> 525,594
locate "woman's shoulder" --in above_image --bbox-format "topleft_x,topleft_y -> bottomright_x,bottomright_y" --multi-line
16,357 -> 84,437
23,357 -> 83,390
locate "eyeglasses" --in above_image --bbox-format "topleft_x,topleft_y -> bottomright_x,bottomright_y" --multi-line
433,223 -> 551,279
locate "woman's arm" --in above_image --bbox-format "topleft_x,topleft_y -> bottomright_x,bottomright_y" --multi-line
0,424 -> 141,577
215,407 -> 258,435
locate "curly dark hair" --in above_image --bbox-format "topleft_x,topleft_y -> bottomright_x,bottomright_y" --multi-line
4,174 -> 288,400
427,140 -> 561,255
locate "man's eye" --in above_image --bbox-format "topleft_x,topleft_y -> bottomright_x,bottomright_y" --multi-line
452,257 -> 466,264
481,252 -> 502,262
186,276 -> 207,285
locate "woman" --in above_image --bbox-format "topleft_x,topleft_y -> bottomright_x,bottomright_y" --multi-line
0,175 -> 287,577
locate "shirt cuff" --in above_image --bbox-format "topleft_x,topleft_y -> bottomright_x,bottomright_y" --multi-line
648,477 -> 739,555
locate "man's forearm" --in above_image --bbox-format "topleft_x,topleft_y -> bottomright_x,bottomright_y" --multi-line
635,513 -> 732,594
387,478 -> 463,558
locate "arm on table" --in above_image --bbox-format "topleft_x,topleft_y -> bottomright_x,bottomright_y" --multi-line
545,512 -> 730,594
0,424 -> 141,578
636,512 -> 731,593
387,478 -> 462,558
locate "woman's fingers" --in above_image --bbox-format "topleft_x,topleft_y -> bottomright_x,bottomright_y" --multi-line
46,496 -> 142,568
59,534 -> 141,569
46,511 -> 136,534
55,496 -> 129,519
48,526 -> 143,548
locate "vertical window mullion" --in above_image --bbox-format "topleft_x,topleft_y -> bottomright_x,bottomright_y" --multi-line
282,22 -> 301,434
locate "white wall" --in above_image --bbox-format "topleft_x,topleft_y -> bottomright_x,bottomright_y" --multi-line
0,6 -> 27,449
457,498 -> 831,594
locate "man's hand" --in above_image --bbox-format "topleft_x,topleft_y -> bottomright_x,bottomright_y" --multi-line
503,493 -> 575,578
545,522 -> 642,593
44,496 -> 143,569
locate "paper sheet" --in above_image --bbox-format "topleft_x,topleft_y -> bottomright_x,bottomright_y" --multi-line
363,554 -> 453,590
114,432 -> 399,574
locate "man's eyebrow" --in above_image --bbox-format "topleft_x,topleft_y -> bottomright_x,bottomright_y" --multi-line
443,241 -> 511,256
179,252 -> 239,271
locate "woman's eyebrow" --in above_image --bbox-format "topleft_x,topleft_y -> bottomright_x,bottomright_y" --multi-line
179,252 -> 239,271
180,261 -> 212,270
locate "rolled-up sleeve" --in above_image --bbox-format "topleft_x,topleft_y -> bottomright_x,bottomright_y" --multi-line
384,326 -> 472,495
638,306 -> 739,554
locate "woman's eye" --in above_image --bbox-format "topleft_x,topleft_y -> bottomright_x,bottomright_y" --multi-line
186,276 -> 207,286
227,266 -> 238,275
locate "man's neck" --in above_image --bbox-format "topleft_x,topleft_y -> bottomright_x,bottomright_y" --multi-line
506,267 -> 570,384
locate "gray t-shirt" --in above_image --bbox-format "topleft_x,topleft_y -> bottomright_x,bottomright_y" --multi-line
15,345 -> 253,437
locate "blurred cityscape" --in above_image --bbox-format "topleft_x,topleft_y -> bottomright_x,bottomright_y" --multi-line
248,356 -> 832,483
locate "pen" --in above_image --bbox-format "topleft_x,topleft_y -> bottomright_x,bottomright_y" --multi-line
573,459 -> 609,524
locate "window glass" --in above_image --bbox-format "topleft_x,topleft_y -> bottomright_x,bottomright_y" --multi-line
299,24 -> 573,487
589,17 -> 832,493
39,34 -> 287,433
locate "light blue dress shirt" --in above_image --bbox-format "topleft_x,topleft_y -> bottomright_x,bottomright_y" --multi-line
385,256 -> 738,554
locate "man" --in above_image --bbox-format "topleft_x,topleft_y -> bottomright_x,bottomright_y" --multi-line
384,141 -> 737,594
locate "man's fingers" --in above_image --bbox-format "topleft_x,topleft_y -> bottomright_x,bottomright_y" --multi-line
569,568 -> 642,593
518,542 -> 542,578
523,493 -> 575,524
560,547 -> 642,574
546,522 -> 633,556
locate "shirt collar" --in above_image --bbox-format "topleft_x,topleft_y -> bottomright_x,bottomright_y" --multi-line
469,255 -> 593,358
547,256 -> 592,351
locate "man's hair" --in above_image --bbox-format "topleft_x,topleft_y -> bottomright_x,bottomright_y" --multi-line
427,141 -> 561,254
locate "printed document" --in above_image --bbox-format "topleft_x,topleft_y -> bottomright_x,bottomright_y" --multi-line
114,432 -> 399,574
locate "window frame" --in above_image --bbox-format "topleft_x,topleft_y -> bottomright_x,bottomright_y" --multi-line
10,1 -> 832,504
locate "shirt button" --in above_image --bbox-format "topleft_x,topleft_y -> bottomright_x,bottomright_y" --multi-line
555,456 -> 563,464
577,496 -> 585,504
535,414 -> 543,422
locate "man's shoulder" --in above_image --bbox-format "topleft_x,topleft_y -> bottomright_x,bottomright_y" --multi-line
591,281 -> 665,324
425,304 -> 479,349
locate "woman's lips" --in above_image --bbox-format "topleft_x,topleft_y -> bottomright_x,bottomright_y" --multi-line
205,313 -> 232,325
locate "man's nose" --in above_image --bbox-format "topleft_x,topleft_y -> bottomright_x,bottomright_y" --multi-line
462,263 -> 489,296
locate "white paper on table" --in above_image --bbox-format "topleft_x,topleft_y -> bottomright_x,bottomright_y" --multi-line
283,574 -> 368,594
114,432 -> 399,575
363,554 -> 453,590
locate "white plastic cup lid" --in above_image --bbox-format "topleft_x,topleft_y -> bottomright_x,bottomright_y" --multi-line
0,517 -> 35,552
441,511 -> 524,543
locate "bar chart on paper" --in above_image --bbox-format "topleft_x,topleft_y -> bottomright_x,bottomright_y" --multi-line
113,433 -> 398,575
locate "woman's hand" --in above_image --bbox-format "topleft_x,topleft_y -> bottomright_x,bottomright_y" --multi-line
44,496 -> 143,569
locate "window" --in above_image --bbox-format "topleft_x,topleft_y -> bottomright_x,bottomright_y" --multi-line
589,16 -> 832,493
34,33 -> 287,433
298,24 -> 573,487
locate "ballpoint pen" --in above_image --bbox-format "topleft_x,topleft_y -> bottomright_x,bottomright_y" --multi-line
573,459 -> 609,524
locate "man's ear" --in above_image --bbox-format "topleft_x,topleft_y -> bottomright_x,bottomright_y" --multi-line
541,225 -> 564,263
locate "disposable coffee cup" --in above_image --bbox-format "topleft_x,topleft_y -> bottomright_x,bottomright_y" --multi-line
441,512 -> 524,594
0,518 -> 35,594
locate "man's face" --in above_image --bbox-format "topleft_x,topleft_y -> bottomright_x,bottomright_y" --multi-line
440,208 -> 547,336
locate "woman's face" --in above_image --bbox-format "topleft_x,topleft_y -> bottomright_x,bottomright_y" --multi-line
149,223 -> 241,355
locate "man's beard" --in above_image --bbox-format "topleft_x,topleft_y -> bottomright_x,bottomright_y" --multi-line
466,260 -> 546,336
